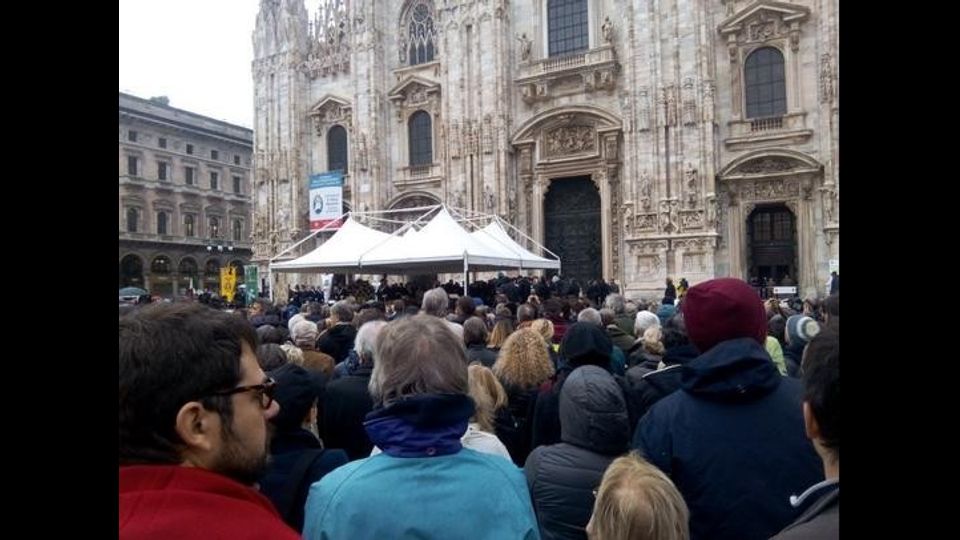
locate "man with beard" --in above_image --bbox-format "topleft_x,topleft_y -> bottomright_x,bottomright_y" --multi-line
119,303 -> 299,539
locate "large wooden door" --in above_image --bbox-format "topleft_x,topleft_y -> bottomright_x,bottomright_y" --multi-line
544,176 -> 602,283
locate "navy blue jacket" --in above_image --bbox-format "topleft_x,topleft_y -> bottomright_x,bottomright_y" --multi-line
633,337 -> 822,540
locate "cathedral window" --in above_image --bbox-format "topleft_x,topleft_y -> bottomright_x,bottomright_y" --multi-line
327,125 -> 348,173
548,0 -> 589,57
404,1 -> 436,65
744,47 -> 786,119
408,111 -> 433,166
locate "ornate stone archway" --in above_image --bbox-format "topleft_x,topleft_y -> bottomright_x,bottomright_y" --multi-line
512,105 -> 622,279
717,149 -> 823,295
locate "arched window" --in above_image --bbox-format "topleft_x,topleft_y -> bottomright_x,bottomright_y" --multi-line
548,0 -> 589,57
204,259 -> 221,276
184,214 -> 195,237
151,256 -> 172,274
233,219 -> 243,242
744,47 -> 787,119
178,257 -> 198,276
156,211 -> 168,235
408,111 -> 433,166
209,216 -> 221,239
327,125 -> 348,173
405,0 -> 436,65
126,208 -> 139,232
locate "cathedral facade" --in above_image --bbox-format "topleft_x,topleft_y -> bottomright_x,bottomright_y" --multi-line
251,0 -> 839,300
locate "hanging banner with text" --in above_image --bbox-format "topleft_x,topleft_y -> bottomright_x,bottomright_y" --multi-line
309,171 -> 344,230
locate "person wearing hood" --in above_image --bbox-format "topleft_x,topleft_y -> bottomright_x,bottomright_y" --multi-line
530,322 -> 614,451
303,315 -> 540,540
633,278 -> 822,540
525,365 -> 630,540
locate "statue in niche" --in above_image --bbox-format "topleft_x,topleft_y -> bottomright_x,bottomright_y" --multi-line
685,163 -> 699,208
485,187 -> 496,213
602,17 -> 614,44
517,33 -> 532,61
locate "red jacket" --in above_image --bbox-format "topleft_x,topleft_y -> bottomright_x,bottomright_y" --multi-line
119,465 -> 299,539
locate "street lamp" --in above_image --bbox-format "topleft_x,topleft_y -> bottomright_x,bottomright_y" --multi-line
206,241 -> 234,253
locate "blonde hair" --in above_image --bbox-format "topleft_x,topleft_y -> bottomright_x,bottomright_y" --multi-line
492,328 -> 554,389
467,364 -> 508,432
279,343 -> 304,366
641,326 -> 665,356
487,319 -> 515,349
586,452 -> 689,540
530,318 -> 555,343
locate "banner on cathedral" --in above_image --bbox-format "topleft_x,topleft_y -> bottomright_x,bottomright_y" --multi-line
309,171 -> 344,230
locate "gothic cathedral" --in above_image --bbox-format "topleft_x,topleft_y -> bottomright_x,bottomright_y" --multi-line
251,0 -> 839,299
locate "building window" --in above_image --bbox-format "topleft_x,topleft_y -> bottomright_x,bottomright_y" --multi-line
405,0 -> 436,65
233,175 -> 242,194
548,0 -> 589,57
186,144 -> 194,155
126,208 -> 139,232
744,47 -> 787,119
184,166 -> 195,185
233,219 -> 243,242
128,130 -> 138,142
209,216 -> 221,239
157,211 -> 168,235
210,172 -> 219,190
234,154 -> 241,165
408,111 -> 433,166
158,137 -> 167,149
327,125 -> 348,173
127,156 -> 138,176
157,162 -> 168,181
151,256 -> 172,274
211,149 -> 219,160
184,214 -> 195,237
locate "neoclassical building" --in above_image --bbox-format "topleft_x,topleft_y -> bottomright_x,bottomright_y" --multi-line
119,92 -> 254,297
251,0 -> 839,299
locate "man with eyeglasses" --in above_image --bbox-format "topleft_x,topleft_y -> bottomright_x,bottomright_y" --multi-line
119,303 -> 299,539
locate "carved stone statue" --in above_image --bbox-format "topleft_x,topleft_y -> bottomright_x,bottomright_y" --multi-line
602,17 -> 614,44
517,33 -> 532,61
685,163 -> 698,208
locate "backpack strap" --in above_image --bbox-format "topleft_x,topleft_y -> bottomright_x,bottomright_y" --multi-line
275,449 -> 325,524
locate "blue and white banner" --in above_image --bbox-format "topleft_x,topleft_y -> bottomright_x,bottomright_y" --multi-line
309,171 -> 344,230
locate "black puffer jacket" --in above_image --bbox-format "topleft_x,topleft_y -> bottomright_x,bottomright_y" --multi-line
622,343 -> 700,434
524,365 -> 630,540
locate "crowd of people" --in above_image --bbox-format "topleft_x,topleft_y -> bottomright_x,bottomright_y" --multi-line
120,276 -> 839,540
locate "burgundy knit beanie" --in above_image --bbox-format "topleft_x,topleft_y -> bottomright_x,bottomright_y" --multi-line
680,278 -> 767,353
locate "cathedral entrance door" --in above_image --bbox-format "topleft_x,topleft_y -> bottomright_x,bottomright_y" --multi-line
747,204 -> 797,285
544,176 -> 602,284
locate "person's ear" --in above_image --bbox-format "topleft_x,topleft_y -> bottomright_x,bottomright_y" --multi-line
175,401 -> 217,454
803,401 -> 821,441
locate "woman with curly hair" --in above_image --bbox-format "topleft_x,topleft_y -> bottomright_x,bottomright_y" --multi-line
487,318 -> 515,353
530,318 -> 560,369
492,328 -> 555,465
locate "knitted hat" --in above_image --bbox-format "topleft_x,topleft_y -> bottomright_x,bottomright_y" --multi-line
786,315 -> 821,346
680,278 -> 767,353
656,304 -> 677,325
560,322 -> 613,367
267,363 -> 324,431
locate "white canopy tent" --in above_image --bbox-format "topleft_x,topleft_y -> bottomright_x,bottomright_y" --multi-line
268,205 -> 559,295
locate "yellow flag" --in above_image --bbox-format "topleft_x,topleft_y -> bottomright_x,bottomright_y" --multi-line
220,266 -> 237,302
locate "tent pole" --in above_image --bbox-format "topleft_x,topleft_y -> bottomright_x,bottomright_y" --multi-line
463,257 -> 468,295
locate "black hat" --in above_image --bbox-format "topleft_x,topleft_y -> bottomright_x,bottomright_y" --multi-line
560,322 -> 613,367
267,363 -> 324,431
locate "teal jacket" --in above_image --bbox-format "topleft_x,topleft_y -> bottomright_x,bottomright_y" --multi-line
303,448 -> 540,540
302,393 -> 540,540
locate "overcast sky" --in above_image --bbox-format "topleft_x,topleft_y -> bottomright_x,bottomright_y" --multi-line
119,0 -> 323,128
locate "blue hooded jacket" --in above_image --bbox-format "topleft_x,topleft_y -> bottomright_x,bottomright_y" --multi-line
633,337 -> 823,540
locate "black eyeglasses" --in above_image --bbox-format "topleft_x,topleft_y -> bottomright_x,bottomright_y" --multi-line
209,377 -> 277,409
